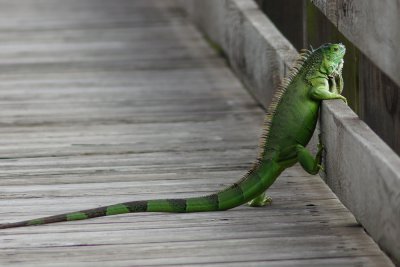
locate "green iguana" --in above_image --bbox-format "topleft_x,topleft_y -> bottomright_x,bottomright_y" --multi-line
0,43 -> 347,229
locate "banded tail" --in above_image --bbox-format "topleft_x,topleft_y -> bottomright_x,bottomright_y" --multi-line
0,159 -> 284,229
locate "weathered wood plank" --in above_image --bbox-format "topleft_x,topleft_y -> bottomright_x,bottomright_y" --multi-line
0,0 -> 394,266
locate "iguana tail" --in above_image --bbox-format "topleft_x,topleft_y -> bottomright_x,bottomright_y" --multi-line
0,159 -> 283,229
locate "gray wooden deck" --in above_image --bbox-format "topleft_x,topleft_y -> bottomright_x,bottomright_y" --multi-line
0,0 -> 393,266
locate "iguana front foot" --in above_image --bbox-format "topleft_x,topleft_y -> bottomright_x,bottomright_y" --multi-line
247,193 -> 272,207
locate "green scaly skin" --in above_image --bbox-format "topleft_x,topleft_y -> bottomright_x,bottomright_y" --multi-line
0,43 -> 347,229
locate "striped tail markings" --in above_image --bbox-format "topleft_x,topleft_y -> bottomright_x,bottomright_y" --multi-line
0,159 -> 284,229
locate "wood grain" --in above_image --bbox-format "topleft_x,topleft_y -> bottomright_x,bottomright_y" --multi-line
0,0 -> 393,266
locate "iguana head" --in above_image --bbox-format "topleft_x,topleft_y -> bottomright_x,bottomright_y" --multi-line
318,43 -> 346,76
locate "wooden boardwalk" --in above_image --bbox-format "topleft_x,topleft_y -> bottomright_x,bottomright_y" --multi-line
0,0 -> 393,266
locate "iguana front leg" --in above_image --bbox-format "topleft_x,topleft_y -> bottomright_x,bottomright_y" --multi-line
329,59 -> 344,94
310,77 -> 347,104
328,74 -> 343,95
335,73 -> 344,94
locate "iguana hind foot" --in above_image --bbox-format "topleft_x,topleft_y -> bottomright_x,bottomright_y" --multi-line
248,192 -> 273,207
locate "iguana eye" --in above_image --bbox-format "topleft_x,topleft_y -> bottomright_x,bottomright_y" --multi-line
333,47 -> 338,51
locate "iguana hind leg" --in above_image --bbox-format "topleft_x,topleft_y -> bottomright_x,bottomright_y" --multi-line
295,140 -> 324,175
248,139 -> 325,206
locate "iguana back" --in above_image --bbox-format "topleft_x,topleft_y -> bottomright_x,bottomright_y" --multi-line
0,43 -> 347,229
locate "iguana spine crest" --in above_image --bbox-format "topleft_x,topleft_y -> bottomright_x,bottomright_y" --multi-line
0,44 -> 347,229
